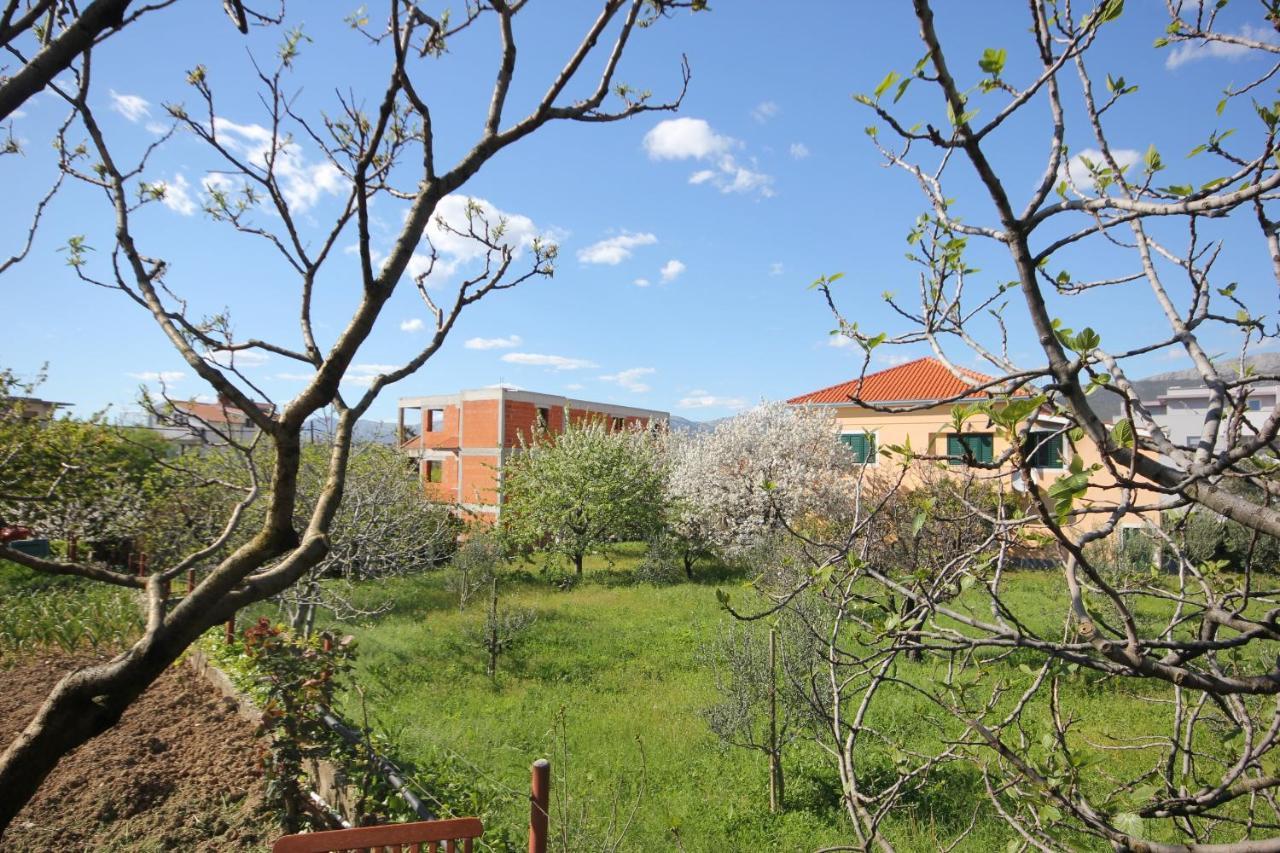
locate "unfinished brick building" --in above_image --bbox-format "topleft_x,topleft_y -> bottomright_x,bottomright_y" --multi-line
397,387 -> 668,520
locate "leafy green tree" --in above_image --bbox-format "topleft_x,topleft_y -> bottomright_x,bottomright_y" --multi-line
500,418 -> 665,576
139,441 -> 460,635
1,367 -> 171,548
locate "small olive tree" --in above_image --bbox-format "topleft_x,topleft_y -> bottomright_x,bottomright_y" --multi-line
500,417 -> 665,576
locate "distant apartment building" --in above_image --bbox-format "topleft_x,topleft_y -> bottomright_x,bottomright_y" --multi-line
397,387 -> 668,520
147,396 -> 272,450
1141,384 -> 1279,451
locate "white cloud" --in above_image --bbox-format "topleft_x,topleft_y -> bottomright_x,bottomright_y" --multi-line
577,231 -> 657,265
874,352 -> 912,367
565,382 -> 585,392
644,117 -> 774,197
342,363 -> 401,387
633,278 -> 651,288
599,367 -> 655,393
660,259 -> 686,282
203,349 -> 269,369
643,117 -> 734,160
677,392 -> 746,410
400,318 -> 425,333
211,117 -> 346,213
789,142 -> 810,160
828,334 -> 854,349
110,90 -> 151,123
128,370 -> 185,383
406,194 -> 552,287
501,352 -> 597,371
719,159 -> 774,196
751,101 -> 779,123
1166,24 -> 1278,69
1059,148 -> 1141,190
145,121 -> 169,135
464,334 -> 522,350
156,174 -> 197,216
770,262 -> 784,276
274,372 -> 315,381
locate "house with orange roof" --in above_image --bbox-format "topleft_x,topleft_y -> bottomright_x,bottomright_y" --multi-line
147,395 -> 273,450
788,357 -> 1156,535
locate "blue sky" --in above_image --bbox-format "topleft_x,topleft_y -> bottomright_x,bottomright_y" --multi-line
3,1 -> 1276,422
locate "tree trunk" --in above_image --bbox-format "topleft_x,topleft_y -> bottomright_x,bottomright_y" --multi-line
768,627 -> 783,813
683,550 -> 695,580
487,576 -> 499,680
573,551 -> 584,576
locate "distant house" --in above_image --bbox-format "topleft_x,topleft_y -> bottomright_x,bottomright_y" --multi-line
397,387 -> 668,521
147,395 -> 272,450
2,396 -> 69,420
1142,384 -> 1279,452
788,357 -> 1153,533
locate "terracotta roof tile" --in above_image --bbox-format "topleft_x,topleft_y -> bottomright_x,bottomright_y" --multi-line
169,399 -> 271,425
787,357 -> 1020,405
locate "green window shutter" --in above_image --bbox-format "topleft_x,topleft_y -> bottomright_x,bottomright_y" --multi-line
1025,431 -> 1063,468
841,432 -> 875,463
948,433 -> 993,464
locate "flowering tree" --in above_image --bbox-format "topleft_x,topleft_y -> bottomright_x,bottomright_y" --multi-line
729,2 -> 1280,849
665,402 -> 856,569
501,418 -> 666,576
0,1 -> 700,830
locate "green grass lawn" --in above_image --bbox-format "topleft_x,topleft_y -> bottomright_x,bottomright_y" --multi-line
311,546 -> 1219,852
4,550 -> 1258,851
315,546 -> 852,850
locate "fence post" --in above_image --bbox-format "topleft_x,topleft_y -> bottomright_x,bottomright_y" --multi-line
529,758 -> 549,853
67,535 -> 78,562
225,615 -> 235,645
187,569 -> 196,594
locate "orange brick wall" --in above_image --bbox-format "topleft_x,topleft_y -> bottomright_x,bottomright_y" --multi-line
462,399 -> 500,447
417,404 -> 459,449
421,455 -> 458,502
460,454 -> 500,505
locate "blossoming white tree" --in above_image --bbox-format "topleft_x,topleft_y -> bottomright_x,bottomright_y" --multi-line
501,417 -> 666,576
665,402 -> 856,569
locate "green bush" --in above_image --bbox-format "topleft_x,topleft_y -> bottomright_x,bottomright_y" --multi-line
632,535 -> 686,586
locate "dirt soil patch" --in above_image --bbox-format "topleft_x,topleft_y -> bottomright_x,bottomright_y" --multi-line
0,651 -> 275,852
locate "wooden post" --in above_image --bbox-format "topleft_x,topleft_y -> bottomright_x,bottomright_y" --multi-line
529,758 -> 549,853
768,626 -> 780,814
225,616 -> 235,645
67,535 -> 78,562
187,569 -> 196,594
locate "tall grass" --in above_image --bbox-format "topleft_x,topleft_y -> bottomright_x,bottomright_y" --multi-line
0,561 -> 143,657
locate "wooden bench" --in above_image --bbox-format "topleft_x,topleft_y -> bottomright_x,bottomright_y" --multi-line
272,816 -> 483,853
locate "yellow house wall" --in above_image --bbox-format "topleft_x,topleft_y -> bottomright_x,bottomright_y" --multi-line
823,403 -> 1160,533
